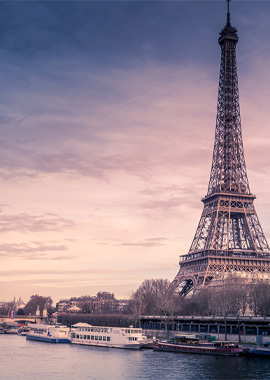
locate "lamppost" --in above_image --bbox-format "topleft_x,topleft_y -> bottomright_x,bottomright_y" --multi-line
237,315 -> 241,343
224,316 -> 227,341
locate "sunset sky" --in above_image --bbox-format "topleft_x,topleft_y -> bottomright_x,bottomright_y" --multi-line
1,0 -> 270,304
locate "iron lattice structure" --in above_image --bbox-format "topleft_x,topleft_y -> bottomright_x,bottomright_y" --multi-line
172,1 -> 270,296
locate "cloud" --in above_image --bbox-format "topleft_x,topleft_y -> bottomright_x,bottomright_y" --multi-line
139,183 -> 206,213
0,114 -> 14,124
0,2 -> 220,67
119,237 -> 168,247
0,242 -> 71,260
0,150 -> 156,181
0,62 -> 216,185
0,212 -> 75,233
139,198 -> 185,210
0,265 -> 176,278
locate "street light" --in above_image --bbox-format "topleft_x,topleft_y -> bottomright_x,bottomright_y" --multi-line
237,315 -> 241,343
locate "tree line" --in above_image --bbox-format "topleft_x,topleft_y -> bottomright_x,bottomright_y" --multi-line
129,277 -> 270,318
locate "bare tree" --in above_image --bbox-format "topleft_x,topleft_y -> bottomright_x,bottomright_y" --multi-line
204,276 -> 249,317
130,279 -> 178,318
249,281 -> 270,317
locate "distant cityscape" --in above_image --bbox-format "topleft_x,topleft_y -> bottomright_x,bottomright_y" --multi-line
0,292 -> 130,318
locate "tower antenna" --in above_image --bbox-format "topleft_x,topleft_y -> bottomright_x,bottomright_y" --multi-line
227,0 -> 231,25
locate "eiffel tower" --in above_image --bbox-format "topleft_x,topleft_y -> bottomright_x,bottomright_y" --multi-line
172,0 -> 270,296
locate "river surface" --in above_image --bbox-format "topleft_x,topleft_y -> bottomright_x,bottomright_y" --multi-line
1,334 -> 270,380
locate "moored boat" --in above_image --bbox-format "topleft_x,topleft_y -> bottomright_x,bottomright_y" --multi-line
70,322 -> 146,349
26,324 -> 70,343
153,334 -> 243,356
244,345 -> 270,358
1,322 -> 20,334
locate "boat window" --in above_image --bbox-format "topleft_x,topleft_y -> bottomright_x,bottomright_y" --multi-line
95,336 -> 98,340
76,335 -> 79,339
80,335 -> 83,339
91,335 -> 94,340
87,335 -> 90,340
107,337 -> 110,341
84,335 -> 86,339
103,336 -> 106,341
91,328 -> 93,332
99,336 -> 102,340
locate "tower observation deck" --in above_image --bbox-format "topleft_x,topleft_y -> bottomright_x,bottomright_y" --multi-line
171,0 -> 270,296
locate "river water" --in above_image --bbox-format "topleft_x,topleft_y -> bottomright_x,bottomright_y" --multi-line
1,335 -> 270,380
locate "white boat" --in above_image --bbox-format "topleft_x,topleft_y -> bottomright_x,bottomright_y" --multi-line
26,323 -> 70,343
70,322 -> 146,349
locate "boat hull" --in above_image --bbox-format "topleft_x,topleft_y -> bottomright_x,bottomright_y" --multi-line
153,342 -> 243,356
245,348 -> 270,358
26,334 -> 70,343
71,340 -> 142,349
